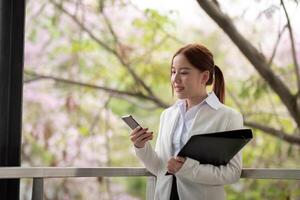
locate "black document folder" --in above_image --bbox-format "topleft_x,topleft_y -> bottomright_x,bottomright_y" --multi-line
166,129 -> 253,175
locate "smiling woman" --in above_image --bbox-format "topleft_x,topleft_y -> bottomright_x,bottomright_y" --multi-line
171,44 -> 225,109
130,43 -> 244,200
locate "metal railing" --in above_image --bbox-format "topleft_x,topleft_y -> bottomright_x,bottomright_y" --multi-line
0,167 -> 299,200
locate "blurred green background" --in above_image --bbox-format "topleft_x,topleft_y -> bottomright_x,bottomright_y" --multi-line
22,0 -> 300,199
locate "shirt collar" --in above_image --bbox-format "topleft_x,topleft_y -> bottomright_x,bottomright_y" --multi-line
174,91 -> 222,110
205,91 -> 222,110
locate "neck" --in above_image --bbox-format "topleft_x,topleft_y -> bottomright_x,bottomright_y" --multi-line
185,92 -> 208,111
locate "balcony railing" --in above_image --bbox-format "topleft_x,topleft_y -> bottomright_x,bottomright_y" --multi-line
0,167 -> 299,200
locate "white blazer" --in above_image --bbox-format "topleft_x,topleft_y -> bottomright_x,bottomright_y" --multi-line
135,92 -> 244,200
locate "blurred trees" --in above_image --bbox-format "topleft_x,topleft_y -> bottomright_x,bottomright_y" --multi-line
197,0 -> 300,145
23,0 -> 300,199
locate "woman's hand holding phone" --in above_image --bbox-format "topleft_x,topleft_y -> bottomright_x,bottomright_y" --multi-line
130,126 -> 153,148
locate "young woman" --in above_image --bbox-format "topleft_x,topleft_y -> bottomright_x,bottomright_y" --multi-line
130,43 -> 244,200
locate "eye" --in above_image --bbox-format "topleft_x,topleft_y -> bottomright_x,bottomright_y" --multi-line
180,71 -> 188,75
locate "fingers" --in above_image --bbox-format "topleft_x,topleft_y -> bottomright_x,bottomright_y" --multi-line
175,156 -> 186,163
167,157 -> 184,174
129,126 -> 153,148
130,126 -> 143,136
130,127 -> 148,142
136,131 -> 153,143
167,166 -> 176,174
167,161 -> 178,174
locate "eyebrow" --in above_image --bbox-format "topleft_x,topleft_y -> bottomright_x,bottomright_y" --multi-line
171,67 -> 193,70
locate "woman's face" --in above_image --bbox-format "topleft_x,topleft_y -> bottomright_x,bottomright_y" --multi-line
171,54 -> 209,99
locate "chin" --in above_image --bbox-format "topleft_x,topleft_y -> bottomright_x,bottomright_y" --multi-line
175,93 -> 188,99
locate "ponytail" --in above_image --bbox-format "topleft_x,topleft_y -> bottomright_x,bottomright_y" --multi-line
213,65 -> 225,104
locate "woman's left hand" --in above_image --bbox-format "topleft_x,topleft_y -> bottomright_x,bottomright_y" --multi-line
167,156 -> 186,174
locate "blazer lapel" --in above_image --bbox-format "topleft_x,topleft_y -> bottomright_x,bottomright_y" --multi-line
163,106 -> 180,156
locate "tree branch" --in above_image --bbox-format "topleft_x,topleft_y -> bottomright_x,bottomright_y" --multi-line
281,0 -> 300,90
49,0 -> 116,55
101,11 -> 120,47
227,87 -> 300,146
268,23 -> 287,67
244,121 -> 300,145
129,2 -> 185,45
132,34 -> 169,65
50,0 -> 162,104
24,76 -> 44,83
27,2 -> 47,24
100,11 -> 155,96
196,0 -> 300,128
24,71 -> 169,108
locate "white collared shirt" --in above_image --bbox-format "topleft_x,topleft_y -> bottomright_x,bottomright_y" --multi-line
172,91 -> 221,155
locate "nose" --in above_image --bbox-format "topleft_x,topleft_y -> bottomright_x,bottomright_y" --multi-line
171,72 -> 181,84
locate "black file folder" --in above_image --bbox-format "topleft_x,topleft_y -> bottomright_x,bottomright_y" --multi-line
166,129 -> 253,175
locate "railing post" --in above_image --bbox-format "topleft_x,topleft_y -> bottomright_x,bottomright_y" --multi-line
32,178 -> 44,200
0,0 -> 25,198
146,176 -> 156,200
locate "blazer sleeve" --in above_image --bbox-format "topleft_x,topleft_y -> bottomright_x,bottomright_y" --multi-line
134,111 -> 165,176
176,111 -> 244,186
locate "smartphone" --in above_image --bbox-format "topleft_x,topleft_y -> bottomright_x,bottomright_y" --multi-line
121,115 -> 143,130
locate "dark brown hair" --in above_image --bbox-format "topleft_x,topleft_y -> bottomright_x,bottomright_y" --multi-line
171,43 -> 225,103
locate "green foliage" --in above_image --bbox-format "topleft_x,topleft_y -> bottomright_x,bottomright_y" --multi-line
238,76 -> 268,100
23,0 -> 300,199
126,177 -> 147,199
26,134 -> 55,166
79,126 -> 90,137
227,179 -> 300,200
28,28 -> 37,43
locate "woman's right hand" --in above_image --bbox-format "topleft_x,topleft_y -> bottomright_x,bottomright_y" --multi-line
130,126 -> 153,148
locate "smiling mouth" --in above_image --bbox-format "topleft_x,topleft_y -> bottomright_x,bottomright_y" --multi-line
174,87 -> 184,92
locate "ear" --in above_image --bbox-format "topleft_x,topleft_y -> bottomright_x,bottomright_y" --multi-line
201,70 -> 210,85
